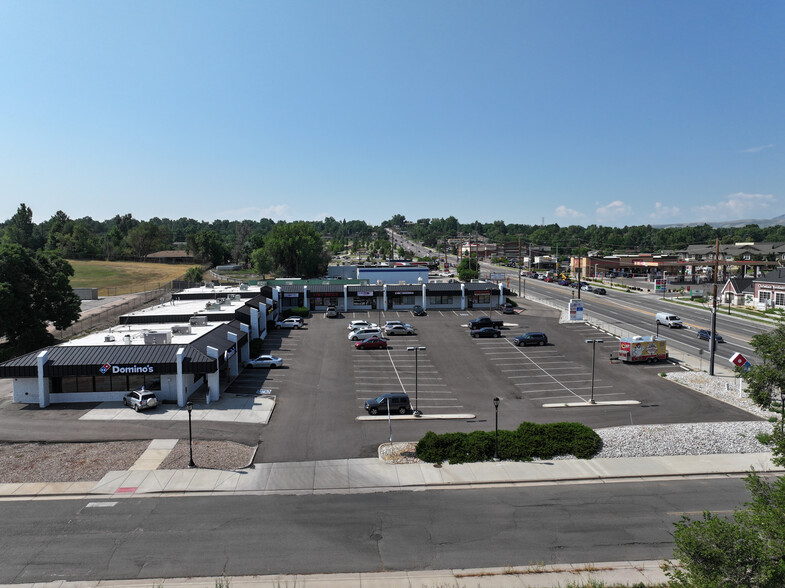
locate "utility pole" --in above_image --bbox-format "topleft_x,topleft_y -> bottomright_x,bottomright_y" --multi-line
518,236 -> 522,298
576,241 -> 582,300
709,238 -> 720,375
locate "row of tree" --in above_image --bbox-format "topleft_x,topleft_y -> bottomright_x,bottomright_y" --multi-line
383,215 -> 785,255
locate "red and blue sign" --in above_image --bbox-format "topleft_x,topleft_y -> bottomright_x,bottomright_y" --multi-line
730,352 -> 751,372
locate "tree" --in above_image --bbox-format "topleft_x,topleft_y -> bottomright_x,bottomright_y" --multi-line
457,255 -> 479,282
3,203 -> 36,250
126,222 -> 171,257
183,266 -> 204,283
0,244 -> 81,353
250,248 -> 273,277
262,222 -> 329,277
738,322 -> 785,465
666,473 -> 785,587
186,230 -> 228,266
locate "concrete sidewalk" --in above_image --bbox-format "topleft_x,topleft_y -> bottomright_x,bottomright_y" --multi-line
0,449 -> 779,500
0,559 -> 671,587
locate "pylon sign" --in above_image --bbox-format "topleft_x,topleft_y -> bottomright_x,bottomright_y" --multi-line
730,352 -> 751,372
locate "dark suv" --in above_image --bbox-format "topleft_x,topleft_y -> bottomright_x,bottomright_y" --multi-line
364,393 -> 412,415
512,332 -> 548,346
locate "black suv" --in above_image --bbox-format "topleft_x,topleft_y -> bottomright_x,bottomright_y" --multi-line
365,393 -> 412,415
512,332 -> 548,346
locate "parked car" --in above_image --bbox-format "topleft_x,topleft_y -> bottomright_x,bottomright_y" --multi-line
347,320 -> 377,330
123,389 -> 158,412
325,306 -> 339,318
471,327 -> 501,338
355,336 -> 389,350
348,327 -> 384,341
246,354 -> 283,368
412,305 -> 426,316
384,324 -> 416,336
593,288 -> 607,295
512,332 -> 548,346
502,303 -> 515,314
364,393 -> 411,415
697,329 -> 724,343
276,317 -> 303,329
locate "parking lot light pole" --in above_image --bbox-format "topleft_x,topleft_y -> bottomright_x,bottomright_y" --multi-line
585,340 -> 603,404
493,397 -> 500,461
407,346 -> 426,416
186,401 -> 195,468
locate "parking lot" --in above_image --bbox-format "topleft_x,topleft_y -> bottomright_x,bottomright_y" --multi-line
246,302 -> 760,463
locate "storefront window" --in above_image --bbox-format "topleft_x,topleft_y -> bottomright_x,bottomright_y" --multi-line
776,292 -> 785,306
94,375 -> 112,392
111,376 -> 128,391
428,295 -> 454,305
128,375 -> 146,390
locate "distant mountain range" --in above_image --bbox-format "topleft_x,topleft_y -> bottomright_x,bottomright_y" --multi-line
653,214 -> 785,229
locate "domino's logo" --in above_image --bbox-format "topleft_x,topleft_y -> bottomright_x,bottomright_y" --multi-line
100,362 -> 112,374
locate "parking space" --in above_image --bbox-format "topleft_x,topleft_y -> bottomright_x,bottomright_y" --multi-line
228,326 -> 304,395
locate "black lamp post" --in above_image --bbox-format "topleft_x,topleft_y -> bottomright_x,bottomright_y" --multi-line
655,321 -> 660,338
186,401 -> 195,468
493,397 -> 500,461
407,346 -> 426,416
585,339 -> 603,404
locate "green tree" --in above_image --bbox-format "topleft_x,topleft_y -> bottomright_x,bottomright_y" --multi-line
262,222 -> 328,277
186,230 -> 228,266
3,203 -> 36,250
737,322 -> 785,465
183,266 -> 204,282
250,248 -> 273,277
0,244 -> 81,353
126,222 -> 171,257
457,255 -> 479,282
666,473 -> 785,587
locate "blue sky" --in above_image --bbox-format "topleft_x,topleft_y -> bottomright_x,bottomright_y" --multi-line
1,1 -> 782,227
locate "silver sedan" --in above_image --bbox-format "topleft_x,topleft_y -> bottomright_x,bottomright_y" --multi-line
246,354 -> 283,368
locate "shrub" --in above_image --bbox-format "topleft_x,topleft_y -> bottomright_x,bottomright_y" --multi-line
283,306 -> 309,318
416,422 -> 602,464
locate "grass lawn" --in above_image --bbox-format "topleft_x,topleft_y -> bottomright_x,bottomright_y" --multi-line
68,260 -> 191,296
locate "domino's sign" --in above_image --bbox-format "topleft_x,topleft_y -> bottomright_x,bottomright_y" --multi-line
730,352 -> 751,372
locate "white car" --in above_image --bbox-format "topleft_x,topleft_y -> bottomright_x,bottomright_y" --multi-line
347,320 -> 377,331
276,317 -> 304,329
384,324 -> 416,336
348,327 -> 384,341
246,354 -> 283,368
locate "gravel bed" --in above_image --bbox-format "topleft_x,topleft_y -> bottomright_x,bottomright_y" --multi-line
157,440 -> 255,470
381,372 -> 778,464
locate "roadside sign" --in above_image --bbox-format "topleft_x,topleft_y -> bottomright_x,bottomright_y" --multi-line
730,352 -> 751,372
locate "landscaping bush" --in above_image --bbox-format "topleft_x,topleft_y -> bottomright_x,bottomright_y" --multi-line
283,306 -> 309,318
415,422 -> 602,464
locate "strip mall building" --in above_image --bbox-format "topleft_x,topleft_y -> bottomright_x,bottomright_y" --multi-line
0,277 -> 507,408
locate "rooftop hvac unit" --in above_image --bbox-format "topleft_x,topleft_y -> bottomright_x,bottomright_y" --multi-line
377,280 -> 383,285
143,331 -> 171,345
104,335 -> 115,342
171,325 -> 192,335
239,284 -> 248,291
204,282 -> 214,288
189,315 -> 208,326
123,334 -> 132,345
399,281 -> 406,285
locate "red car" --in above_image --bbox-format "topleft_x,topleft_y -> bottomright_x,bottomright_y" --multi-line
355,336 -> 388,350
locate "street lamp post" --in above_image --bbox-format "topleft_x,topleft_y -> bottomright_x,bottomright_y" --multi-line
407,346 -> 426,416
656,321 -> 660,338
585,339 -> 604,404
186,401 -> 196,468
493,397 -> 500,461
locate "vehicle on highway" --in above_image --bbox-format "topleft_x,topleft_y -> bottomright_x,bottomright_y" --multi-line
593,287 -> 607,295
412,304 -> 426,316
502,303 -> 515,314
348,327 -> 384,341
355,336 -> 389,350
325,306 -> 339,318
697,329 -> 724,343
471,327 -> 501,338
512,332 -> 548,346
347,320 -> 377,330
276,317 -> 304,329
655,312 -> 683,328
246,354 -> 283,368
123,388 -> 158,412
384,324 -> 416,336
581,284 -> 593,292
364,392 -> 411,415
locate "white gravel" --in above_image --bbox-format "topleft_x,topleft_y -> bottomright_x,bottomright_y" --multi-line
572,371 -> 775,459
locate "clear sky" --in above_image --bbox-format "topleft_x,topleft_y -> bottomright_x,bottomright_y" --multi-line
1,1 -> 782,227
